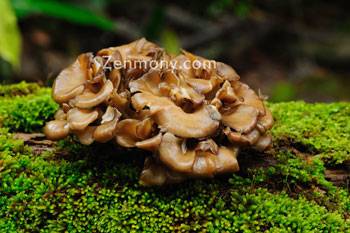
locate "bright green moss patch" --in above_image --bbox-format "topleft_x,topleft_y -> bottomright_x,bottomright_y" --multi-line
0,130 -> 349,232
0,87 -> 58,132
0,83 -> 350,232
246,151 -> 333,189
269,101 -> 350,164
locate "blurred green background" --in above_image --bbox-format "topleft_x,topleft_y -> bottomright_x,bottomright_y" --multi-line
0,0 -> 349,102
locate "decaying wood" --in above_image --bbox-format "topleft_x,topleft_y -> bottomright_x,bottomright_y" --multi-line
14,133 -> 56,155
325,169 -> 350,187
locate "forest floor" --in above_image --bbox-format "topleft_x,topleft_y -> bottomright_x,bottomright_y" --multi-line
0,82 -> 349,232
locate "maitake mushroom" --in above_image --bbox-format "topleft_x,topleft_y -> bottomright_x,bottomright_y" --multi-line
44,38 -> 273,186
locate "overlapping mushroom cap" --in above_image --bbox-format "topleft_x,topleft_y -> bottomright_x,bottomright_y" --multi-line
44,38 -> 273,186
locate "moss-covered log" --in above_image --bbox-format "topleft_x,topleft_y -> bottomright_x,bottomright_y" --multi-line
0,83 -> 349,232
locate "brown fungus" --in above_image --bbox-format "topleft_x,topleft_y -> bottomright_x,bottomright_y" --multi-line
44,120 -> 69,140
44,38 -> 273,186
52,53 -> 91,103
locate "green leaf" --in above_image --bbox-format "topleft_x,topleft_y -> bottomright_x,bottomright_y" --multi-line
0,0 -> 21,69
11,0 -> 116,31
160,29 -> 180,55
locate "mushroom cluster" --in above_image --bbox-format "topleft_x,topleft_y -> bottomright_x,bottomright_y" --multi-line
44,38 -> 273,186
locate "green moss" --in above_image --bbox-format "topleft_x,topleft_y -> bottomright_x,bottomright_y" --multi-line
0,83 -> 350,232
0,87 -> 58,132
269,101 -> 350,164
0,81 -> 41,97
247,151 -> 333,189
0,131 -> 349,232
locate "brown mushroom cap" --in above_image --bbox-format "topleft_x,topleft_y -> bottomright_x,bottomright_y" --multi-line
129,70 -> 162,95
70,80 -> 113,108
135,133 -> 162,151
216,62 -> 240,81
132,92 -> 220,138
233,81 -> 265,115
109,90 -> 129,111
114,118 -> 154,147
257,107 -> 274,133
172,74 -> 205,106
135,118 -> 154,139
140,157 -> 186,186
53,53 -> 91,103
253,134 -> 272,151
54,109 -> 67,120
214,146 -> 239,173
101,106 -> 119,124
185,78 -> 214,94
44,120 -> 70,140
222,105 -> 259,133
212,80 -> 238,108
76,126 -> 96,145
140,158 -> 167,186
115,119 -> 140,147
192,152 -> 217,176
159,132 -> 196,172
159,132 -> 240,176
155,105 -> 220,138
67,108 -> 99,131
93,107 -> 121,143
224,128 -> 260,146
195,139 -> 219,154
